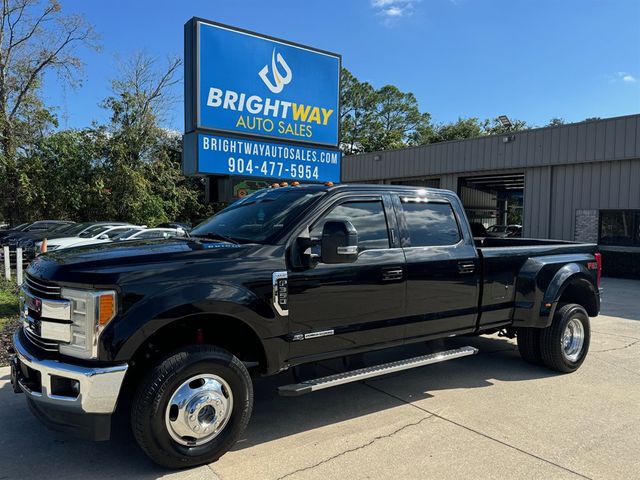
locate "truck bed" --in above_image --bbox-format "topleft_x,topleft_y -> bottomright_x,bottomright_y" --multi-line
473,237 -> 598,329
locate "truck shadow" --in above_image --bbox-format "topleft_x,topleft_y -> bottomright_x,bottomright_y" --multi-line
232,335 -> 555,451
0,335 -> 558,478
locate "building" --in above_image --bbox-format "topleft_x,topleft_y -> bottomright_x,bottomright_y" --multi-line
342,114 -> 640,277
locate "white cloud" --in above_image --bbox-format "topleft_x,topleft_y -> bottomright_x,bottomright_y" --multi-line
371,0 -> 418,23
614,71 -> 637,83
385,6 -> 404,16
372,0 -> 397,6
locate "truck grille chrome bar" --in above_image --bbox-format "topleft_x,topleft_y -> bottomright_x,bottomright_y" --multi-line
24,273 -> 61,299
23,326 -> 60,352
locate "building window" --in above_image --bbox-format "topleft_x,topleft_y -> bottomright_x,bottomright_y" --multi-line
401,201 -> 461,247
599,210 -> 640,246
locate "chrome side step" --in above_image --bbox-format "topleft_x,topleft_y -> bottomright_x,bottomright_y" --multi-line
278,346 -> 479,396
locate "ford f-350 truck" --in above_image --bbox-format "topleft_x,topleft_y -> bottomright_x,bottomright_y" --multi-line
10,184 -> 601,468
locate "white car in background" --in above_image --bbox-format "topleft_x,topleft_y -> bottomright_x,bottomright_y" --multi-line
43,224 -> 138,251
112,227 -> 187,242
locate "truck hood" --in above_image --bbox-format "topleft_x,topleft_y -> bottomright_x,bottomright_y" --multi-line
27,238 -> 254,286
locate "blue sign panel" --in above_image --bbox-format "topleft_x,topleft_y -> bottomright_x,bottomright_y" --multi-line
196,21 -> 340,146
197,133 -> 341,183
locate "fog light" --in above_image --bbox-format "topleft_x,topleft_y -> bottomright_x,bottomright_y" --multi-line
50,375 -> 80,398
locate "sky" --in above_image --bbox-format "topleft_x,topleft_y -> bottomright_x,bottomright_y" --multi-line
45,0 -> 640,131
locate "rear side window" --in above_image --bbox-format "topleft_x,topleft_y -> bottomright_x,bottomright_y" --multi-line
137,231 -> 167,239
401,201 -> 461,247
311,200 -> 390,251
105,228 -> 130,239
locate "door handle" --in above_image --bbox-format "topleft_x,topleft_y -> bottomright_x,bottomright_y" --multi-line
457,261 -> 475,274
382,267 -> 404,281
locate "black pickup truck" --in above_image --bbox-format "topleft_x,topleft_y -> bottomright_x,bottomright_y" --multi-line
10,184 -> 601,468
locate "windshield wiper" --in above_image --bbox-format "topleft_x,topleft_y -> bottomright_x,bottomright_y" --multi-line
191,232 -> 240,244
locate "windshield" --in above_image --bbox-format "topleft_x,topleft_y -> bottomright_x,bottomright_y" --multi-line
60,222 -> 95,235
190,188 -> 324,244
50,223 -> 75,233
79,225 -> 111,238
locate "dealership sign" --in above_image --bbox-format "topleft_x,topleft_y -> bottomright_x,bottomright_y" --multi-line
196,133 -> 341,183
185,18 -> 341,158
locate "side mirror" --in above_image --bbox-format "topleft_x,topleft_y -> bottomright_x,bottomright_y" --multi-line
98,234 -> 109,240
321,220 -> 358,264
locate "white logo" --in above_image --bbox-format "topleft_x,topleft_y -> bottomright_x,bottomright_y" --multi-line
259,48 -> 292,94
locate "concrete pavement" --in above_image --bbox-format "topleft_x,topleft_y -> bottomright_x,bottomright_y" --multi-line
0,277 -> 638,479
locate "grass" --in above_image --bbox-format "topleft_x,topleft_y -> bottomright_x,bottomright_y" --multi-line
0,279 -> 20,366
0,279 -> 19,330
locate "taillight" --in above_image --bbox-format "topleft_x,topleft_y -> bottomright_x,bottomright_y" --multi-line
594,252 -> 602,288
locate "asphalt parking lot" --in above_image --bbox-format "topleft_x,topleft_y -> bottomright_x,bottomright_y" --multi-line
0,277 -> 638,480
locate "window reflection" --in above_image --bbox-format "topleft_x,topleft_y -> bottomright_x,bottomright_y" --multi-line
402,202 -> 460,247
311,201 -> 389,251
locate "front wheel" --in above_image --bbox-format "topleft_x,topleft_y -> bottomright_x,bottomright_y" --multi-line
131,345 -> 253,468
539,303 -> 590,373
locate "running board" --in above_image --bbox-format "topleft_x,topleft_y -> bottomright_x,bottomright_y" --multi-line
278,346 -> 479,396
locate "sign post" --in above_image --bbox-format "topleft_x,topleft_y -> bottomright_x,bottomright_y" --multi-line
16,247 -> 23,285
183,18 -> 341,189
3,246 -> 10,280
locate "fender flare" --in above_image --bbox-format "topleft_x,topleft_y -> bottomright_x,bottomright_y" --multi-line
541,263 -> 599,323
513,258 -> 598,328
104,281 -> 279,367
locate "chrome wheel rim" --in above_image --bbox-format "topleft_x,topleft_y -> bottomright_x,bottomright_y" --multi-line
561,318 -> 585,362
165,374 -> 233,446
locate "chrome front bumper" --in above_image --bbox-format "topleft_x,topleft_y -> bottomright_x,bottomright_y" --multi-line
11,329 -> 128,414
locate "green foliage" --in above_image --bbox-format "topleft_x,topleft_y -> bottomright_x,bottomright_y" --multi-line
430,117 -> 484,143
482,117 -> 530,135
0,52 -> 212,226
547,117 -> 566,127
0,278 -> 19,331
339,68 -> 535,154
339,68 -> 431,153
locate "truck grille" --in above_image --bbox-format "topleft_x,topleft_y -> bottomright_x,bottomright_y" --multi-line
23,325 -> 59,352
22,273 -> 64,352
24,273 -> 62,299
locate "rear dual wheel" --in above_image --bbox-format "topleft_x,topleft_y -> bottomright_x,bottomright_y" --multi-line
131,345 -> 253,468
517,303 -> 590,373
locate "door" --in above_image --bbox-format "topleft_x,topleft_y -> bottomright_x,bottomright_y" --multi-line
394,194 -> 480,340
287,195 -> 406,360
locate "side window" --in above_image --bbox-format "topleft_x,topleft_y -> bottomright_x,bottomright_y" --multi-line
105,228 -> 129,239
401,201 -> 461,247
310,200 -> 390,252
137,231 -> 163,239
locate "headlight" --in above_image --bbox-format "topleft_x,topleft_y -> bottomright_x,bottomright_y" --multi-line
59,288 -> 117,359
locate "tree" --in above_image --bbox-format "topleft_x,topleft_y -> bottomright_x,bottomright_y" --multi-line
25,128 -> 108,220
0,0 -> 97,222
339,68 -> 432,153
430,117 -> 484,143
339,68 -> 377,154
103,52 -> 181,163
100,53 -> 211,225
367,84 -> 431,151
547,117 -> 565,127
482,117 -> 529,135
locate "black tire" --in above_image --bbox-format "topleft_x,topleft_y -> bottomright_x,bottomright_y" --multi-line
131,345 -> 253,469
516,327 -> 543,365
539,303 -> 590,373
